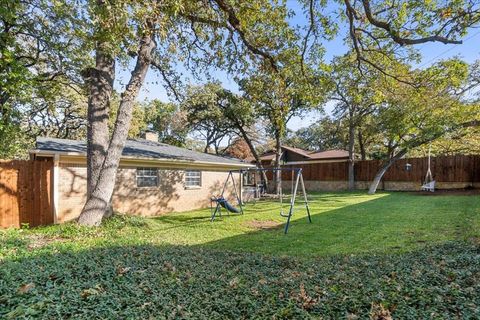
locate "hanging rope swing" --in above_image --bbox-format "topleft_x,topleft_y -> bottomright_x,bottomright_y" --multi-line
421,145 -> 436,192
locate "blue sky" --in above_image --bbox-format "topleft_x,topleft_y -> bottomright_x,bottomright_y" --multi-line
127,2 -> 480,132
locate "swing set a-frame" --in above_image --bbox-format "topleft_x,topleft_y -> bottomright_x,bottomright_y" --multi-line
210,167 -> 312,234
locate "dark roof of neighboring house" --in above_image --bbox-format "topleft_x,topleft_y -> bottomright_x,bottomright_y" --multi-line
258,152 -> 276,161
308,149 -> 349,160
281,145 -> 311,156
258,145 -> 349,162
34,137 -> 250,165
259,145 -> 311,161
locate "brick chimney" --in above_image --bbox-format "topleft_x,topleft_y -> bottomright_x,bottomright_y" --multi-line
142,130 -> 159,142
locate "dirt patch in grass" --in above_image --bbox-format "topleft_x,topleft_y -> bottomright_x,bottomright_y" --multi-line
468,236 -> 480,245
414,188 -> 480,196
243,220 -> 283,230
26,234 -> 66,249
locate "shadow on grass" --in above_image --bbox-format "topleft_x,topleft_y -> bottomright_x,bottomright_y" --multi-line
193,192 -> 479,257
0,241 -> 479,319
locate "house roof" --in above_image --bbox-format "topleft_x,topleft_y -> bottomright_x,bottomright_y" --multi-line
258,145 -> 311,162
259,152 -> 276,161
281,145 -> 311,156
308,149 -> 349,159
34,137 -> 250,166
257,146 -> 349,162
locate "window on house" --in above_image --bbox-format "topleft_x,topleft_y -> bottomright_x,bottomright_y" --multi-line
185,170 -> 201,187
136,167 -> 158,187
243,171 -> 256,186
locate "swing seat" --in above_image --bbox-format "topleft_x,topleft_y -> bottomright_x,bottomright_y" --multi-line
280,211 -> 289,218
211,196 -> 241,213
421,180 -> 436,192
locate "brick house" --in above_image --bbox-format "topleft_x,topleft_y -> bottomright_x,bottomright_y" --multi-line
30,136 -> 252,223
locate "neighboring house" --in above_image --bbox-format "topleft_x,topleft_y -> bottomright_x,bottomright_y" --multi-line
257,146 -> 349,165
30,135 -> 252,223
306,149 -> 350,162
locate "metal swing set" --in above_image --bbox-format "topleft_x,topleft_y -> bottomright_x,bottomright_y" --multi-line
210,167 -> 312,234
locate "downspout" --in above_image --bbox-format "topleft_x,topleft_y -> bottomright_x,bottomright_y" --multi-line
52,153 -> 60,224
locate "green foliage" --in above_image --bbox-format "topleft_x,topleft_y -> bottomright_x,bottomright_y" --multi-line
409,127 -> 480,156
371,58 -> 479,159
0,115 -> 31,159
285,117 -> 348,151
181,83 -> 235,152
0,193 -> 479,318
143,100 -> 188,146
1,242 -> 479,319
0,0 -> 90,158
2,0 -> 300,159
296,57 -> 480,161
240,62 -> 329,142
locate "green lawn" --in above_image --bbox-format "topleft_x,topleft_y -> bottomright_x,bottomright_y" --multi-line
1,192 -> 479,318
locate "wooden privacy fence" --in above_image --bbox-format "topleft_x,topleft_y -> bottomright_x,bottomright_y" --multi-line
273,155 -> 480,183
0,159 -> 53,228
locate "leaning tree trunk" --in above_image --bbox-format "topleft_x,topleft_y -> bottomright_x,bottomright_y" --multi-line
347,117 -> 355,190
78,30 -> 155,226
368,150 -> 407,195
236,125 -> 268,189
274,131 -> 282,195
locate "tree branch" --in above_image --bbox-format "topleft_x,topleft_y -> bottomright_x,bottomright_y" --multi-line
213,0 -> 278,72
360,0 -> 463,45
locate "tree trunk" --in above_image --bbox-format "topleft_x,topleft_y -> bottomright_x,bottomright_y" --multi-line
274,131 -> 282,195
347,117 -> 355,190
85,43 -> 115,197
368,150 -> 407,195
204,130 -> 214,153
237,125 -> 268,189
78,30 -> 155,226
358,130 -> 366,160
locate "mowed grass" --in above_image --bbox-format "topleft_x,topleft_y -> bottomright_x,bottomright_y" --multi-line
1,191 -> 479,319
2,191 -> 479,259
147,191 -> 480,256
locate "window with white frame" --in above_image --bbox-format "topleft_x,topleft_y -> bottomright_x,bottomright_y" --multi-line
185,170 -> 201,187
136,167 -> 158,187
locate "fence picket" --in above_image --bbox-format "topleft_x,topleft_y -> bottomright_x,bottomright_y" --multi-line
0,159 -> 53,228
270,155 -> 479,184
